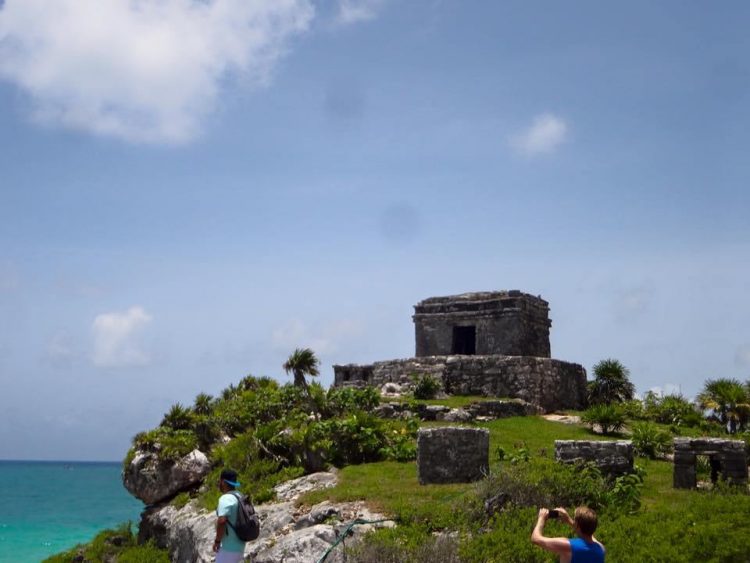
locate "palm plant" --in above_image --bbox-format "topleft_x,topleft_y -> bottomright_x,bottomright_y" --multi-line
193,393 -> 214,415
697,378 -> 750,434
581,403 -> 627,435
161,403 -> 194,431
283,347 -> 320,390
587,358 -> 635,405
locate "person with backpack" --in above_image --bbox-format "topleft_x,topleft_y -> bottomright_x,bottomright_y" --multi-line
213,469 -> 260,563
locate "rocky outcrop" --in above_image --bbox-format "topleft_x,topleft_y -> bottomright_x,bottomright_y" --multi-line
139,471 -> 393,563
123,449 -> 211,505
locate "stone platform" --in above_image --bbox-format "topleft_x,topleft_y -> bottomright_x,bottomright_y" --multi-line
334,355 -> 587,412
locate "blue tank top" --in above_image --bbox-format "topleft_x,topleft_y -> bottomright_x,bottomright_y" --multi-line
569,538 -> 605,563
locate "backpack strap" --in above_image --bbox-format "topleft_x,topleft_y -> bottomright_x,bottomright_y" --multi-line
223,491 -> 243,536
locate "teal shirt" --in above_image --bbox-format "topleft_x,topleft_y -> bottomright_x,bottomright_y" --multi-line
217,492 -> 246,553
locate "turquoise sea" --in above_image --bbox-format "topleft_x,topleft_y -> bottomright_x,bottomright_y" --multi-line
0,461 -> 143,563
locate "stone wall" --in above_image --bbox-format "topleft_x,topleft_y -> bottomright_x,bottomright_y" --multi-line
555,440 -> 634,476
673,437 -> 748,489
333,355 -> 587,412
417,427 -> 489,484
413,291 -> 551,358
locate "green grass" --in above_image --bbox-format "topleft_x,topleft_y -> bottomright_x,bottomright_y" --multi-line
302,415 -> 750,563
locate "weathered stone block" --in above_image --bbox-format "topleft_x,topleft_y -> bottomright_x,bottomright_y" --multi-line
417,427 -> 489,485
554,440 -> 634,476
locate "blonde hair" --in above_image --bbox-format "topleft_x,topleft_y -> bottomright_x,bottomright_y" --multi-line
574,507 -> 598,536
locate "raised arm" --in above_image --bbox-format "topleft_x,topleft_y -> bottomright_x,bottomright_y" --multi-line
531,508 -> 572,558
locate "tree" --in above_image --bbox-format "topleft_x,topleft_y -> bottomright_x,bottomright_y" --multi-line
587,359 -> 635,405
697,378 -> 750,434
283,347 -> 320,390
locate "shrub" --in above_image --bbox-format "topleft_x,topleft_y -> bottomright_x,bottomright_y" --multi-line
644,394 -> 702,427
159,430 -> 199,461
631,422 -> 672,459
581,404 -> 626,435
472,458 -> 610,518
348,529 -> 461,563
412,374 -> 441,400
325,386 -> 380,416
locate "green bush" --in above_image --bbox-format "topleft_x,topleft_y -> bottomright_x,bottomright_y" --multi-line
324,386 -> 380,416
581,404 -> 626,435
41,523 -> 170,563
412,374 -> 441,400
644,393 -> 702,427
631,422 -> 672,459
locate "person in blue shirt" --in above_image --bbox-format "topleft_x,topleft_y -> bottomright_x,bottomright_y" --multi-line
213,469 -> 247,563
531,506 -> 605,562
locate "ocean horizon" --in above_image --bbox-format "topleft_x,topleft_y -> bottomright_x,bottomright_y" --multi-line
0,460 -> 144,562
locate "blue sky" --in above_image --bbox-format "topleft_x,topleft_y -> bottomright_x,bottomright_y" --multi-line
1,1 -> 748,460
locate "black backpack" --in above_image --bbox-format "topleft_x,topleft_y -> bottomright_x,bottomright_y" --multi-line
226,491 -> 260,542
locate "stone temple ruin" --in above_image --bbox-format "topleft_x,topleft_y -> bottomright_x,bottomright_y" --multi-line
334,290 -> 587,412
673,437 -> 748,489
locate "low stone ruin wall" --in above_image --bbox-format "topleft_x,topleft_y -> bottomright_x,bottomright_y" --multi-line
555,440 -> 634,476
334,355 -> 587,412
673,437 -> 748,489
417,427 -> 489,484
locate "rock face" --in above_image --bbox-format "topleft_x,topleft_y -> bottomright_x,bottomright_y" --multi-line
673,437 -> 748,489
554,440 -> 634,476
413,291 -> 552,358
417,427 -> 489,485
139,471 -> 393,563
123,449 -> 211,505
335,355 -> 587,412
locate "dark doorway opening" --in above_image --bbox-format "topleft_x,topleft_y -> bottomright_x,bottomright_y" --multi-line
452,326 -> 476,355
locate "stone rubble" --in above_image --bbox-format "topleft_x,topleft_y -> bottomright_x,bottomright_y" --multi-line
138,471 -> 394,563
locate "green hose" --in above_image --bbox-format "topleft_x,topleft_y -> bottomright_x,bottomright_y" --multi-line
316,518 -> 393,563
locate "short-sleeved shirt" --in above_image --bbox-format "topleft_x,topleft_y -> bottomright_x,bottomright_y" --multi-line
217,492 -> 246,553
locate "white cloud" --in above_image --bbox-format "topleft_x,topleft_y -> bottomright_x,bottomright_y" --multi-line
510,113 -> 568,156
272,317 -> 363,355
91,306 -> 152,367
335,0 -> 385,25
0,0 -> 314,144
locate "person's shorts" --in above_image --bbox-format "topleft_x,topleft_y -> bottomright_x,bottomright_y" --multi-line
216,549 -> 245,563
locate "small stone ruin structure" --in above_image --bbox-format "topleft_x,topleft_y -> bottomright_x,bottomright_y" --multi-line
334,290 -> 587,412
555,440 -> 634,476
414,291 -> 551,357
673,437 -> 748,489
417,427 -> 489,484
